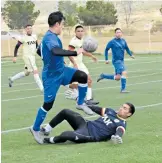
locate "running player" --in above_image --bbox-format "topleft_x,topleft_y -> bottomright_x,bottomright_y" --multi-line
97,28 -> 135,93
30,11 -> 94,144
8,24 -> 43,92
65,25 -> 99,105
42,102 -> 135,144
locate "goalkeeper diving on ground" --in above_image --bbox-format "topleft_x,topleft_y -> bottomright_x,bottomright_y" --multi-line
39,102 -> 135,145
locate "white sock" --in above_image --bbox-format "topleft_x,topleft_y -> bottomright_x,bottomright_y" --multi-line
33,74 -> 43,92
50,137 -> 55,143
86,87 -> 92,100
44,124 -> 52,132
11,72 -> 26,81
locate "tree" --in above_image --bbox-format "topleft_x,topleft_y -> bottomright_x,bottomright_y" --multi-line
119,1 -> 141,28
78,1 -> 118,25
58,1 -> 78,26
1,1 -> 40,29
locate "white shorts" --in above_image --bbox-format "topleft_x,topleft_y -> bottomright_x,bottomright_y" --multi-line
23,55 -> 37,72
69,62 -> 89,75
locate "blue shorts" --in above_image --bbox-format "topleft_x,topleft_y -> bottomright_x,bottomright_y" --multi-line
113,61 -> 126,75
43,66 -> 77,103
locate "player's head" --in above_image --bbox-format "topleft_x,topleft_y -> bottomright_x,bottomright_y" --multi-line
75,25 -> 84,39
48,11 -> 65,35
115,28 -> 122,38
25,24 -> 32,35
117,102 -> 135,119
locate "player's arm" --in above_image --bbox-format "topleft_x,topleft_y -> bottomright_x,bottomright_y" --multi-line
111,126 -> 126,144
13,41 -> 22,63
51,47 -> 77,57
104,41 -> 112,63
88,105 -> 106,116
83,51 -> 97,62
125,40 -> 135,59
68,45 -> 78,68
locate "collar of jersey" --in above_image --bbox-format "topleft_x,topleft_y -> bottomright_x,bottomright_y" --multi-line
117,114 -> 126,121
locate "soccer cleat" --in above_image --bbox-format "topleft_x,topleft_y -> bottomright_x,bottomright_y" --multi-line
76,103 -> 94,115
8,77 -> 13,87
97,74 -> 104,82
120,90 -> 130,93
40,127 -> 50,136
85,99 -> 99,105
43,137 -> 55,144
29,127 -> 43,144
43,138 -> 51,144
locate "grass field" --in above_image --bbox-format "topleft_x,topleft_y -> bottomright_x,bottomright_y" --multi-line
1,54 -> 162,163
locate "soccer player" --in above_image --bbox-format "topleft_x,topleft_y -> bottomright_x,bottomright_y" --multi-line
8,25 -> 43,92
30,11 -> 94,144
65,24 -> 99,105
41,102 -> 135,144
97,28 -> 135,93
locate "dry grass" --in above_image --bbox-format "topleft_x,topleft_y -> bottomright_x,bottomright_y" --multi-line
2,31 -> 162,57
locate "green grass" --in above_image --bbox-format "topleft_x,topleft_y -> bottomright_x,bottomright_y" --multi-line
1,54 -> 162,163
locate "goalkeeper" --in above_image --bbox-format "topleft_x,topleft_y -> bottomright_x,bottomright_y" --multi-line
41,102 -> 135,144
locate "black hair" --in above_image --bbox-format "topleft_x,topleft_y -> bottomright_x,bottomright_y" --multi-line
25,24 -> 32,28
48,11 -> 65,27
115,28 -> 122,33
75,25 -> 84,31
126,102 -> 135,116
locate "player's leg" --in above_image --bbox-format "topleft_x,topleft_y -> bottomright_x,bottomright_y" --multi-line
30,81 -> 60,144
97,62 -> 122,83
62,67 -> 93,115
85,74 -> 99,105
44,130 -> 93,144
28,56 -> 43,92
8,67 -> 29,87
42,109 -> 86,135
120,70 -> 129,93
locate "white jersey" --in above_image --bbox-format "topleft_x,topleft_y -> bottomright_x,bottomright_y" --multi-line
68,36 -> 89,74
17,34 -> 37,56
69,36 -> 83,65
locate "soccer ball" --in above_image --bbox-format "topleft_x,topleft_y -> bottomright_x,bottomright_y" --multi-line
83,36 -> 98,53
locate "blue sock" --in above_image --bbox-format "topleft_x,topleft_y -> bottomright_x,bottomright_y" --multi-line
33,107 -> 47,131
77,83 -> 88,105
102,74 -> 115,80
121,76 -> 126,91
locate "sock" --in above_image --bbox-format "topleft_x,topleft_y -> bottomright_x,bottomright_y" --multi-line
50,137 -> 55,143
86,87 -> 92,100
34,74 -> 43,92
121,76 -> 126,91
11,72 -> 26,81
77,83 -> 88,105
44,124 -> 52,132
102,74 -> 115,80
33,107 -> 47,131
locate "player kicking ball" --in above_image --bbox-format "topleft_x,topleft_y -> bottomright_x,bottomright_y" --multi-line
30,12 -> 95,144
65,24 -> 99,105
41,102 -> 135,144
97,28 -> 135,93
8,24 -> 43,92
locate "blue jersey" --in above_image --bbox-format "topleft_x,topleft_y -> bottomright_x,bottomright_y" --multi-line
105,38 -> 132,63
41,30 -> 65,77
87,108 -> 126,141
